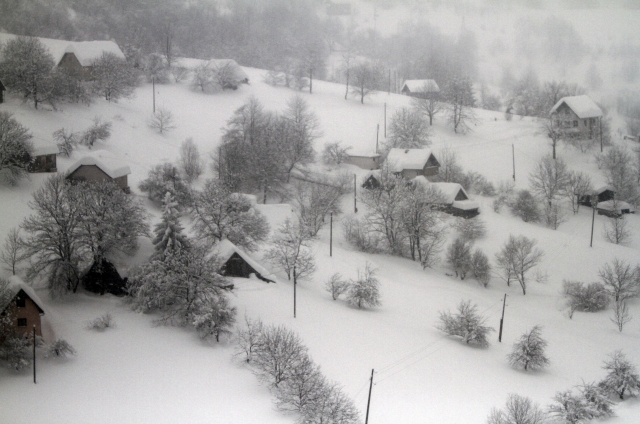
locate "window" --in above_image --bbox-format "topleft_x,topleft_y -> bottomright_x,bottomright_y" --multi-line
573,120 -> 578,127
16,297 -> 25,308
17,318 -> 27,327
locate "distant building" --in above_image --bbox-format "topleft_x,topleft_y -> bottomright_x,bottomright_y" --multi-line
1,277 -> 45,338
344,151 -> 381,170
400,79 -> 440,99
66,150 -> 131,192
386,148 -> 440,179
578,185 -> 615,206
550,95 -> 603,139
217,239 -> 274,283
28,142 -> 59,173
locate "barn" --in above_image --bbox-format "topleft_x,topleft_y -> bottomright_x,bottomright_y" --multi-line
66,150 -> 131,192
578,185 -> 615,206
550,95 -> 603,139
217,239 -> 274,283
28,142 -> 59,173
386,148 -> 440,179
400,79 -> 440,98
344,151 -> 381,170
1,277 -> 46,338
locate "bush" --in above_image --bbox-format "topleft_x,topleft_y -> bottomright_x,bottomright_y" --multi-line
342,216 -> 382,253
52,128 -> 78,157
507,326 -> 549,371
179,138 -> 204,183
437,300 -> 494,346
446,238 -> 472,279
87,313 -> 115,331
346,263 -> 381,309
510,190 -> 540,222
325,273 -> 350,300
453,217 -> 486,241
460,171 -> 495,196
487,393 -> 547,424
470,249 -> 491,287
79,116 -> 112,147
44,339 -> 76,358
563,280 -> 609,318
139,163 -> 190,205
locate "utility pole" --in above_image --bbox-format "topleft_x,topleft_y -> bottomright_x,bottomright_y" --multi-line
310,69 -> 313,94
365,369 -> 374,424
330,212 -> 333,257
599,116 -> 603,153
590,203 -> 596,247
152,76 -> 156,114
384,103 -> 387,138
33,325 -> 36,384
388,69 -> 391,95
512,144 -> 516,182
498,294 -> 507,343
376,124 -> 379,153
293,266 -> 297,318
354,174 -> 358,213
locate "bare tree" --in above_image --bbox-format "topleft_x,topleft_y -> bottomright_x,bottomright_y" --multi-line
437,147 -> 464,183
384,107 -> 431,150
412,89 -> 443,126
322,141 -> 351,166
442,75 -> 476,134
0,228 -> 23,275
599,350 -> 640,400
252,324 -> 308,388
91,52 -> 138,102
233,315 -> 264,364
566,171 -> 593,214
79,116 -> 112,147
598,145 -> 638,206
282,95 -> 321,182
529,155 -> 570,206
148,107 -> 176,134
507,326 -> 550,371
294,175 -> 347,237
52,128 -> 78,157
179,138 -> 204,183
487,394 -> 548,424
325,273 -> 350,301
510,190 -> 541,223
611,300 -> 632,332
539,118 -> 563,160
604,215 -> 631,245
598,258 -> 639,302
350,62 -> 381,104
274,353 -> 324,413
495,235 -> 544,295
346,262 -> 381,309
190,63 -> 215,93
264,218 -> 315,281
544,200 -> 567,230
446,238 -> 472,280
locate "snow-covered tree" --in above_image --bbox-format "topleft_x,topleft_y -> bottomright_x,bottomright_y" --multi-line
346,262 -> 381,309
442,75 -> 476,134
91,52 -> 138,102
233,315 -> 264,363
507,326 -> 550,371
192,291 -> 236,341
302,380 -> 360,424
294,174 -> 347,237
1,228 -> 24,275
385,107 -> 431,150
281,95 -> 321,182
192,179 -> 269,252
264,218 -> 315,281
603,215 -> 630,245
610,300 -> 632,332
562,281 -> 609,318
190,63 -> 215,93
412,90 -> 443,126
446,238 -> 472,280
322,141 -> 351,166
438,300 -> 494,347
510,190 -> 540,223
325,273 -> 350,301
349,62 -> 381,104
52,128 -> 78,157
0,112 -> 34,185
598,145 -> 638,206
139,162 -> 190,206
598,258 -> 639,302
251,324 -> 308,388
454,217 -> 486,241
544,200 -> 567,230
148,107 -> 176,134
487,393 -> 547,424
495,235 -> 544,295
0,279 -> 30,370
566,171 -> 593,214
179,138 -> 204,183
152,192 -> 190,259
529,155 -> 570,206
79,116 -> 112,148
274,353 -> 324,414
548,390 -> 591,424
599,350 -> 640,400
577,381 -> 615,418
471,249 -> 492,287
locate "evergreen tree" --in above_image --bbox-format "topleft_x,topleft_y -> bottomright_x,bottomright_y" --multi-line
152,192 -> 190,259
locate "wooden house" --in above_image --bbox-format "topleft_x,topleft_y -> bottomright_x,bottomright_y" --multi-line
66,150 -> 131,192
0,79 -> 5,103
400,79 -> 440,99
1,277 -> 45,338
412,177 -> 480,218
550,95 -> 603,139
578,185 -> 615,206
28,142 -> 59,173
217,239 -> 274,283
362,170 -> 382,190
386,148 -> 440,179
344,151 -> 381,170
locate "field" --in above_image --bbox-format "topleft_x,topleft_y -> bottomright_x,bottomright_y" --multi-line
0,65 -> 639,423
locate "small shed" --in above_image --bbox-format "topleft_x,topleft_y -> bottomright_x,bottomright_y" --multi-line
386,148 -> 440,179
550,95 -> 602,138
578,185 -> 615,206
29,142 -> 59,173
0,79 -> 5,103
362,170 -> 381,190
344,151 -> 381,170
217,239 -> 274,283
414,178 -> 480,218
400,79 -> 440,98
66,150 -> 131,192
1,277 -> 45,338
596,200 -> 635,217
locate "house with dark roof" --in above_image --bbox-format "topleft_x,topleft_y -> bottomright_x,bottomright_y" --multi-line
401,79 -> 440,98
550,95 -> 603,139
217,239 -> 274,283
1,277 -> 45,338
386,148 -> 440,179
66,150 -> 131,192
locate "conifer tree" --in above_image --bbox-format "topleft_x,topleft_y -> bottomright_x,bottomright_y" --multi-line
152,192 -> 190,258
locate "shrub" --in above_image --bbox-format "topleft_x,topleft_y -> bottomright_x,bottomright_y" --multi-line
510,190 -> 540,222
563,280 -> 609,318
342,216 -> 382,253
446,238 -> 472,279
453,217 -> 486,241
325,273 -> 350,300
87,313 -> 115,331
437,300 -> 494,346
79,116 -> 112,147
44,339 -> 76,358
346,263 -> 381,309
470,249 -> 491,287
507,326 -> 549,371
139,163 -> 190,205
599,350 -> 640,400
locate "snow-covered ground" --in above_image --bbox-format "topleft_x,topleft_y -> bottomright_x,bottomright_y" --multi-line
0,66 -> 639,423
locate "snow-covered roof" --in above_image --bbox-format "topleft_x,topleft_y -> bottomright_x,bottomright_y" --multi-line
0,33 -> 123,67
216,239 -> 274,282
386,148 -> 435,172
1,276 -> 45,314
348,150 -> 380,158
452,200 -> 479,210
597,200 -> 635,213
180,57 -> 249,82
429,182 -> 469,204
64,41 -> 125,66
401,79 -> 440,93
594,185 -> 615,194
32,141 -> 60,156
67,150 -> 131,179
550,95 -> 603,119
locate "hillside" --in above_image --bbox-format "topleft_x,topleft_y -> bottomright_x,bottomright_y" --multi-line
0,68 -> 639,423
